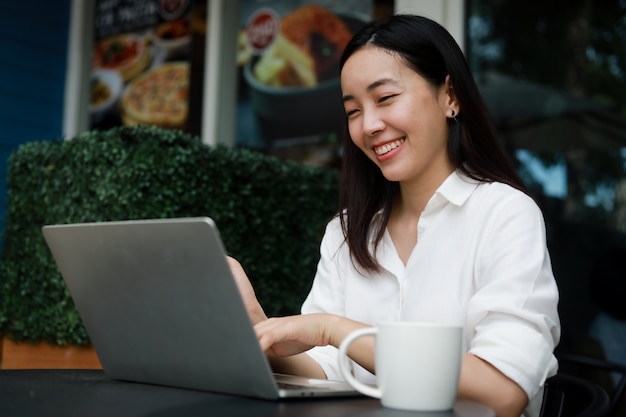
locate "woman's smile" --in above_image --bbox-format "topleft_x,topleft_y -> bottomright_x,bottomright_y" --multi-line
373,138 -> 405,156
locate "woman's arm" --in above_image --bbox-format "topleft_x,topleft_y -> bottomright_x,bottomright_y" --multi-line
257,314 -> 528,417
458,353 -> 528,417
461,190 -> 559,417
230,256 -> 528,417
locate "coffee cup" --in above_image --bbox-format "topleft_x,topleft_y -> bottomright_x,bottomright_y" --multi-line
338,322 -> 462,411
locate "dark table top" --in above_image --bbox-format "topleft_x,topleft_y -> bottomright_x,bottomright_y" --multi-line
0,369 -> 494,417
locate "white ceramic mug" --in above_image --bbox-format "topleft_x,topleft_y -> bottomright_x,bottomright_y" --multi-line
338,322 -> 463,411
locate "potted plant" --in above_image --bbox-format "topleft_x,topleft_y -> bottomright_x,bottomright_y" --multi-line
0,125 -> 339,368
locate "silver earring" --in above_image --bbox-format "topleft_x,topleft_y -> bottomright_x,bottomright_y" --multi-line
450,110 -> 457,121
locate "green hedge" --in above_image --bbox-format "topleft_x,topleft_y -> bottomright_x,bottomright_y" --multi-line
0,125 -> 339,345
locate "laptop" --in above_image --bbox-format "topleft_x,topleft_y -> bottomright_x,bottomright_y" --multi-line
42,217 -> 359,399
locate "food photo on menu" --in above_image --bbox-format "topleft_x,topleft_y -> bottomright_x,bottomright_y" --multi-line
89,0 -> 198,132
235,0 -> 391,166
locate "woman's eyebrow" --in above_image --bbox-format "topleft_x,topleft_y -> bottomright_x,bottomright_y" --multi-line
342,78 -> 398,103
342,94 -> 354,103
366,78 -> 396,92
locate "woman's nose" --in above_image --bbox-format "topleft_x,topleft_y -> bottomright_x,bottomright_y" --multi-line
362,109 -> 385,136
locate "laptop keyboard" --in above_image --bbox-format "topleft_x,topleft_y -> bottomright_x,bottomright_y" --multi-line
280,381 -> 333,390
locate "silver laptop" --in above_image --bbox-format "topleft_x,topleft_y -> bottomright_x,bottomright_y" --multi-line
42,217 -> 358,399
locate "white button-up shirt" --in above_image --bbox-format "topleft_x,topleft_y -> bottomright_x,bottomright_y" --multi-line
302,170 -> 560,417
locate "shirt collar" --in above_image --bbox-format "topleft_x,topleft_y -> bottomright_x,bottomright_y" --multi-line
433,169 -> 479,207
371,169 -> 480,225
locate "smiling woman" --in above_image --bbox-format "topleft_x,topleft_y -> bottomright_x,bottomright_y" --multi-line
227,14 -> 560,417
340,46 -> 454,186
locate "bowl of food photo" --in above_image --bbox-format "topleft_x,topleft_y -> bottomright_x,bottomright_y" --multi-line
242,6 -> 367,137
152,18 -> 191,60
92,34 -> 151,83
90,69 -> 123,124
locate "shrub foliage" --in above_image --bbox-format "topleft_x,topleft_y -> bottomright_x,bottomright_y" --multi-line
0,126 -> 339,345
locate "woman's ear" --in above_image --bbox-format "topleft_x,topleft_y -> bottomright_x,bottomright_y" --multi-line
444,75 -> 460,118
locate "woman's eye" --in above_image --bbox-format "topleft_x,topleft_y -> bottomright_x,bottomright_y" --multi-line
379,94 -> 396,103
345,109 -> 359,118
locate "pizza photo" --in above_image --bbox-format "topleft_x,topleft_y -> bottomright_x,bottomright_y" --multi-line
120,62 -> 189,129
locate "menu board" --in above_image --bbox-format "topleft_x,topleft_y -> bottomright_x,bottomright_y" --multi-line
89,0 -> 207,135
236,0 -> 392,167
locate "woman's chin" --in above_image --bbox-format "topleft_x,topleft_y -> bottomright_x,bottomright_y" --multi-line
379,167 -> 407,183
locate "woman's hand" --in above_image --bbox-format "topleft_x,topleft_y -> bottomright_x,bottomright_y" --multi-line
254,313 -> 375,373
226,258 -> 374,376
254,314 -> 333,357
226,256 -> 267,325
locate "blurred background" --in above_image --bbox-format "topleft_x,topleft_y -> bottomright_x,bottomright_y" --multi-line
1,0 -> 626,399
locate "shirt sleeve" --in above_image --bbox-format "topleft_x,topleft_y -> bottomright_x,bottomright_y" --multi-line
467,190 -> 560,402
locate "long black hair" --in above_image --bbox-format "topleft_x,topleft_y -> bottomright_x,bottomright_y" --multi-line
338,14 -> 528,273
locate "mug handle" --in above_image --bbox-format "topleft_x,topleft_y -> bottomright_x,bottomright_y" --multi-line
338,327 -> 381,399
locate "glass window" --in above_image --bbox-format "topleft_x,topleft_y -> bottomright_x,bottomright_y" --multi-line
467,0 -> 626,359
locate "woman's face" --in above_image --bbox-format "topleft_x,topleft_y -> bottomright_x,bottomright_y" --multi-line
341,46 -> 456,187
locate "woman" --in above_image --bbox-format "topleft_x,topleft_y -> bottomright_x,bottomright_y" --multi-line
229,14 -> 559,417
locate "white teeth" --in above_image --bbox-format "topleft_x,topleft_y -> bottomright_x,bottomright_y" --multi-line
374,138 -> 405,155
